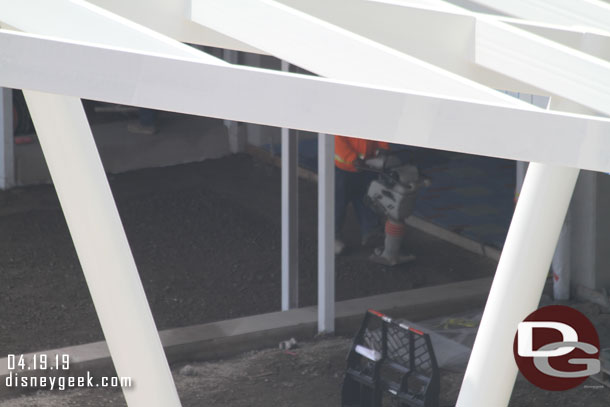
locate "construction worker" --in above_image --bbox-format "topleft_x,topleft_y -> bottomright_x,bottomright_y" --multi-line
334,135 -> 389,255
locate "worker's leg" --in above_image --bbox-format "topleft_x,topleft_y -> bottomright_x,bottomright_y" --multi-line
352,171 -> 379,243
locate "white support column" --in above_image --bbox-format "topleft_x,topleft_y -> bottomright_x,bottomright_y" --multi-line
456,163 -> 579,407
281,60 -> 299,311
23,90 -> 181,407
318,133 -> 335,333
0,88 -> 14,190
222,49 -> 245,153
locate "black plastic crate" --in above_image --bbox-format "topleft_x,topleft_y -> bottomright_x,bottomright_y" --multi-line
342,310 -> 440,407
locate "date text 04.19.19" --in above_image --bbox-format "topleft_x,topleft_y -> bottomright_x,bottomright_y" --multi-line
7,354 -> 70,371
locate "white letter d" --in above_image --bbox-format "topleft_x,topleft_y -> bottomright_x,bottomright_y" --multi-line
518,322 -> 577,357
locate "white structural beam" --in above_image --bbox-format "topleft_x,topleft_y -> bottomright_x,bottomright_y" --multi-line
281,61 -> 299,311
277,0 -> 610,116
468,0 -> 610,34
0,0 -> 224,64
456,164 -> 580,406
4,30 -> 610,172
475,18 -> 610,116
30,0 -> 610,68
318,133 -> 335,333
498,17 -> 610,62
85,0 -> 260,53
23,90 -> 181,407
275,0 -> 479,83
369,0 -> 610,62
0,0 -> 252,57
0,88 -> 14,190
191,0 -> 530,105
373,0 -> 467,12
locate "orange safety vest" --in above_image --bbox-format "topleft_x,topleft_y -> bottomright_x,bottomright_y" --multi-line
334,136 -> 389,172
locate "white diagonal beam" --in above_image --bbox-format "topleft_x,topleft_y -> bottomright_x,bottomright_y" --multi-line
278,0 -> 610,116
368,0 -> 610,62
275,0 -> 480,83
3,29 -> 610,172
475,17 -> 610,116
23,90 -> 181,407
84,0 -> 260,53
498,17 -> 610,62
468,0 -> 610,34
0,0 -> 224,64
191,0 -> 528,105
456,163 -> 580,406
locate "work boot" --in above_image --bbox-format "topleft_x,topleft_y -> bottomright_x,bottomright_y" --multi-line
335,239 -> 346,255
370,246 -> 416,266
369,220 -> 415,266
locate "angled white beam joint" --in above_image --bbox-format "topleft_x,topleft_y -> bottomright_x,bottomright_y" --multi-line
0,0 -> 223,63
475,18 -> 610,116
190,0 -> 525,105
467,0 -> 610,35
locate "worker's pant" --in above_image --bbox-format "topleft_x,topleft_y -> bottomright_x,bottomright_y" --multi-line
335,167 -> 378,239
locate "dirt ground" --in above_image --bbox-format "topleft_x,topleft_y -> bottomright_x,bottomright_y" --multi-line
2,330 -> 607,407
0,153 -> 495,355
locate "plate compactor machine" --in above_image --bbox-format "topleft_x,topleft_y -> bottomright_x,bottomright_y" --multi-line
361,153 -> 430,266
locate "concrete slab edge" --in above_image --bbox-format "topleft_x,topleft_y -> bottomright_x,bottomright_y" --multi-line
0,277 -> 492,399
246,145 -> 502,262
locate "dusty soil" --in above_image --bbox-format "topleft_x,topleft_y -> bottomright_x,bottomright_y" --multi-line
0,153 -> 495,355
2,338 -> 351,407
2,334 -> 607,407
